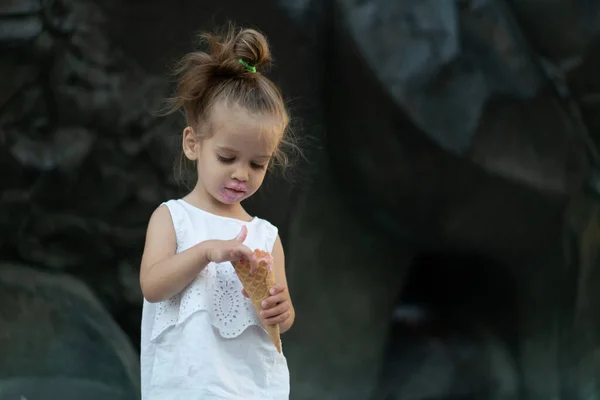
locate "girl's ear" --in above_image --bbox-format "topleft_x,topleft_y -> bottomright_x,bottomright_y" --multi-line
182,126 -> 199,160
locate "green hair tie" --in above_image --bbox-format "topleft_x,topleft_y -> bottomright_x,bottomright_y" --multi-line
238,59 -> 257,73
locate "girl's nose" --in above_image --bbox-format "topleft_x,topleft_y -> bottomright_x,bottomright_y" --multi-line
231,166 -> 249,182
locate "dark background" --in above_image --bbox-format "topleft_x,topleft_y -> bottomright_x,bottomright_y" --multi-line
2,0 -> 600,399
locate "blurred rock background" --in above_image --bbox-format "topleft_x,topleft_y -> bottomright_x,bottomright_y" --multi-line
1,0 -> 600,399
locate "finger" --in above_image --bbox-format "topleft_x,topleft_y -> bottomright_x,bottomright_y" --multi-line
264,311 -> 291,326
234,225 -> 248,243
229,246 -> 253,262
248,257 -> 260,275
260,300 -> 290,318
261,293 -> 287,309
268,284 -> 286,296
241,288 -> 249,298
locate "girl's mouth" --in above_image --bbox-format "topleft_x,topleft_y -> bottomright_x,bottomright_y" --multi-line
225,187 -> 245,195
225,183 -> 248,192
220,186 -> 248,203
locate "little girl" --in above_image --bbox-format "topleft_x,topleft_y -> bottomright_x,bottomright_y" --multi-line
139,26 -> 295,400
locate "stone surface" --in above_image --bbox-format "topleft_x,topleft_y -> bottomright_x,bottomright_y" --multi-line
1,0 -> 600,399
336,0 -> 541,154
0,16 -> 43,43
0,0 -> 42,15
0,378 -> 134,400
284,162 -> 413,400
377,307 -> 518,400
9,126 -> 95,170
0,0 -> 178,303
0,264 -> 140,399
326,1 -> 569,256
334,0 -> 595,197
302,1 -> 600,398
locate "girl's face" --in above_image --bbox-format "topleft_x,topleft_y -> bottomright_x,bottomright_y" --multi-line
183,102 -> 281,207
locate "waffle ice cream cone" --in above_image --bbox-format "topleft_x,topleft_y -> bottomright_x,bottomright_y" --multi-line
231,249 -> 282,352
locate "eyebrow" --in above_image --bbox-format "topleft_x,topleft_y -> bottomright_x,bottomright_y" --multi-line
216,146 -> 271,160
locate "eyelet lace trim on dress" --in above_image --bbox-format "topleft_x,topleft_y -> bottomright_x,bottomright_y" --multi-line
150,262 -> 264,342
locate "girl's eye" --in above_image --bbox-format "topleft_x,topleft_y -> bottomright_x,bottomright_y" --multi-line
251,162 -> 267,170
217,155 -> 235,163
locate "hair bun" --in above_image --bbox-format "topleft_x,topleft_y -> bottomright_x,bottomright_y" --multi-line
233,29 -> 272,69
202,26 -> 272,76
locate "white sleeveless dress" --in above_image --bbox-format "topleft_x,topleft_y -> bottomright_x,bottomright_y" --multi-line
140,199 -> 290,400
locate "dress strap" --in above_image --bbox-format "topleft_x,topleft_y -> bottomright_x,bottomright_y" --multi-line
161,200 -> 194,253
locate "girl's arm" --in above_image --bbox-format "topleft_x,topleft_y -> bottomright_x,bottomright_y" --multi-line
140,205 -> 257,303
139,205 -> 211,303
272,235 -> 295,333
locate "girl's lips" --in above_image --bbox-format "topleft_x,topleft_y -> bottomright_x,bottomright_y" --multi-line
224,187 -> 245,195
220,187 -> 247,203
225,183 -> 248,192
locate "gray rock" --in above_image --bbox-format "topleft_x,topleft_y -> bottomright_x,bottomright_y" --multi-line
284,164 -> 414,400
277,0 -> 315,22
9,127 -> 95,171
336,0 -> 541,153
0,17 -> 42,44
0,378 -> 133,400
0,56 -> 38,107
0,264 -> 140,399
2,0 -> 600,399
377,305 -> 518,400
507,0 -> 600,61
0,0 -> 42,15
325,0 -> 589,252
118,262 -> 143,306
15,213 -> 116,270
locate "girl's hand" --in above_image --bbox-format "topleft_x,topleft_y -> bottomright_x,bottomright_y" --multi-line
257,284 -> 292,326
206,226 -> 258,271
